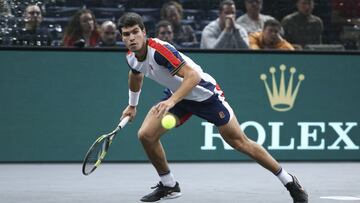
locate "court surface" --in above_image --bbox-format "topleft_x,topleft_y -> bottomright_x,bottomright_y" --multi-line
1,162 -> 359,203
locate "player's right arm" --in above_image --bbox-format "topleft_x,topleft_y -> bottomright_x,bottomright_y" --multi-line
122,70 -> 144,121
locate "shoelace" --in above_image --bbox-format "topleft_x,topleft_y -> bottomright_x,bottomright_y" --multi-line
151,182 -> 162,189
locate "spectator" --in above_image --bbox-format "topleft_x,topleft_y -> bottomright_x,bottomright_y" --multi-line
249,19 -> 294,50
98,20 -> 119,47
63,9 -> 100,47
160,1 -> 197,45
0,0 -> 12,16
331,0 -> 360,49
236,0 -> 275,34
12,4 -> 52,46
155,20 -> 181,48
200,0 -> 249,49
281,0 -> 323,48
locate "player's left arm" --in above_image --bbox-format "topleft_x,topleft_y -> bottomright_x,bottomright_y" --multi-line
169,63 -> 201,104
155,63 -> 201,117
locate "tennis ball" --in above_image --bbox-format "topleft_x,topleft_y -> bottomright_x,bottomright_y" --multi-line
161,114 -> 176,130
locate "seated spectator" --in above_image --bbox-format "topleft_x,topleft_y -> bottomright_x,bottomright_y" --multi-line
281,0 -> 323,48
249,19 -> 294,50
12,4 -> 52,46
98,20 -> 120,47
236,0 -> 275,34
200,0 -> 249,49
155,20 -> 181,48
0,0 -> 12,16
331,0 -> 360,49
160,1 -> 197,45
63,9 -> 100,47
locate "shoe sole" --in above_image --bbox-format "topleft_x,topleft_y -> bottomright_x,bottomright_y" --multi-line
143,192 -> 182,203
162,192 -> 182,200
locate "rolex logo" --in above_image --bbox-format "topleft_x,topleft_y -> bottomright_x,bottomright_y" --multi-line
260,65 -> 305,112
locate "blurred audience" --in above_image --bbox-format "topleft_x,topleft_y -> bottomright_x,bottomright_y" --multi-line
98,20 -> 119,47
236,0 -> 275,34
282,0 -> 323,49
1,0 -> 360,50
160,1 -> 197,46
63,9 -> 100,47
12,4 -> 52,46
249,19 -> 294,50
200,0 -> 249,49
155,20 -> 181,48
331,0 -> 360,49
0,0 -> 12,16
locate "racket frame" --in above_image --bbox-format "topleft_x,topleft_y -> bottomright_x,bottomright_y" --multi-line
82,116 -> 130,175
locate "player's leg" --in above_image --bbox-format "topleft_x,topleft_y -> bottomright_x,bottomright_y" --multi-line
218,115 -> 280,172
190,91 -> 308,203
138,106 -> 170,174
138,106 -> 183,202
217,116 -> 308,203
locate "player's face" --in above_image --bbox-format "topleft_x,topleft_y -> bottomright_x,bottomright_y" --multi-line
121,25 -> 146,52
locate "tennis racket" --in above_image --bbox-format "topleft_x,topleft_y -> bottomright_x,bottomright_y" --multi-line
82,116 -> 130,175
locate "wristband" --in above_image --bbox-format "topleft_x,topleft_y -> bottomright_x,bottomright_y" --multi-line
129,90 -> 141,106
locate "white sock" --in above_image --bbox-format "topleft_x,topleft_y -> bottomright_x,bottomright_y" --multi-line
276,168 -> 293,185
160,171 -> 176,187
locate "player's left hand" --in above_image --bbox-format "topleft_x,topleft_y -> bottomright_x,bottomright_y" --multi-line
154,99 -> 175,118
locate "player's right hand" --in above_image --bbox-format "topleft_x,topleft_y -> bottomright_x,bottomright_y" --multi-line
121,105 -> 137,121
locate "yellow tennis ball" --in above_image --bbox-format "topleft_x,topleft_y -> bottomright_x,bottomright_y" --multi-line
161,114 -> 176,129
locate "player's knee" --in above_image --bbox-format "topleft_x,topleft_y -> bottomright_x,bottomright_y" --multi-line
225,136 -> 251,153
138,128 -> 157,143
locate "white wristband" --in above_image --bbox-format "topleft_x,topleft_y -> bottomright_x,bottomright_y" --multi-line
129,90 -> 141,106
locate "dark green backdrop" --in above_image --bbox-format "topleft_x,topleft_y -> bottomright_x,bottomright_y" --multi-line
0,50 -> 359,162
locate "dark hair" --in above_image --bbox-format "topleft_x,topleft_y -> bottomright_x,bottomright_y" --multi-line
117,12 -> 145,34
219,0 -> 235,12
63,9 -> 98,41
155,20 -> 173,35
264,19 -> 281,29
160,1 -> 183,19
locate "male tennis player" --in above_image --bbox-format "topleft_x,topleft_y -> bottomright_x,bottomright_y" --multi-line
118,12 -> 308,203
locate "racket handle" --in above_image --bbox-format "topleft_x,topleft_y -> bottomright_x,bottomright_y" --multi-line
119,116 -> 130,129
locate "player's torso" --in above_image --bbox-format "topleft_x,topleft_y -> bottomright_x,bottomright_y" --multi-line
127,45 -> 183,87
126,39 -> 218,101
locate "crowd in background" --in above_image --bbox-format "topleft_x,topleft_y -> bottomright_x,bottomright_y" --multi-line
0,0 -> 359,50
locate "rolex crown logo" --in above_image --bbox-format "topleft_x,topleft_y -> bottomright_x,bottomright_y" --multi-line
260,64 -> 305,112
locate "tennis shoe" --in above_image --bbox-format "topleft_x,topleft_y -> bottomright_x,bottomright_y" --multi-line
285,174 -> 308,203
140,182 -> 181,202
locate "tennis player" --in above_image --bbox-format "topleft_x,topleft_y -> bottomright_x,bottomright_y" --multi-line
118,12 -> 308,203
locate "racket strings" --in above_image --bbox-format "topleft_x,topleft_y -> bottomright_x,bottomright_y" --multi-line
84,139 -> 108,174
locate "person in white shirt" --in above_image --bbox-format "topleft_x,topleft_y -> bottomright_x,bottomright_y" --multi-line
236,0 -> 275,34
118,12 -> 308,203
200,0 -> 248,49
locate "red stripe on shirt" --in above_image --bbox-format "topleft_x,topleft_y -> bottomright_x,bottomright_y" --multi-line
216,84 -> 224,97
148,38 -> 182,69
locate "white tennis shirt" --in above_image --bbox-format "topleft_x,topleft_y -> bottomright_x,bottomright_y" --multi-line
126,38 -> 224,102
